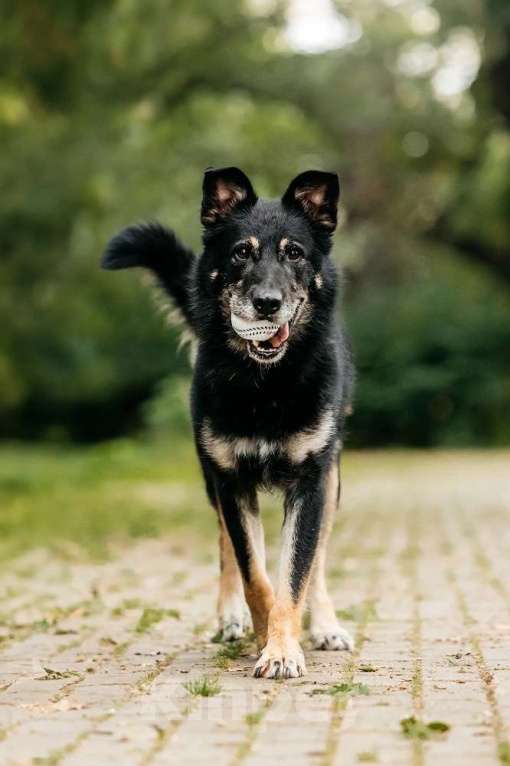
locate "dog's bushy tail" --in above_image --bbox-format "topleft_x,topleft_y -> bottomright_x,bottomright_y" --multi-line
101,222 -> 196,328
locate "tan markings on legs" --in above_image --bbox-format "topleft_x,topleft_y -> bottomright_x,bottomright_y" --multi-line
242,506 -> 274,648
217,493 -> 274,648
217,511 -> 248,641
254,507 -> 307,678
308,459 -> 353,650
245,507 -> 266,567
245,578 -> 275,650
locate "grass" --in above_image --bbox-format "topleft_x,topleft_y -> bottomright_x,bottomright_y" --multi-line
0,438 -> 285,563
400,716 -> 451,740
183,676 -> 222,697
358,753 -> 378,763
336,602 -> 378,622
311,682 -> 370,697
0,443 -> 505,569
0,438 -> 211,562
36,667 -> 82,681
215,638 -> 252,668
33,751 -> 67,766
245,710 -> 264,726
0,440 -> 412,565
135,607 -> 180,633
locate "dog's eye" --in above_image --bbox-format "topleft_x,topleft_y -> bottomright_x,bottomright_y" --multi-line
232,243 -> 251,262
286,244 -> 304,262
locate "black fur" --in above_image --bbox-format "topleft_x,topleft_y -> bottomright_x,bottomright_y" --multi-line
102,222 -> 196,327
102,167 -> 354,610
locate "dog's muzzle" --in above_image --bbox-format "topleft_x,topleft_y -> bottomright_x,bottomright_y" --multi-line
230,304 -> 300,363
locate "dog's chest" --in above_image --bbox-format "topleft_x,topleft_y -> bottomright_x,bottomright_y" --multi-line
202,378 -> 321,437
200,406 -> 337,470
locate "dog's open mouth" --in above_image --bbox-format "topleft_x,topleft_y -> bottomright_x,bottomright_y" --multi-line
247,322 -> 290,361
232,299 -> 304,364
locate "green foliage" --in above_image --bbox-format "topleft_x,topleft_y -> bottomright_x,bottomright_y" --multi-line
144,375 -> 191,437
0,437 -> 287,562
36,667 -> 81,681
357,753 -> 378,763
400,716 -> 450,740
1,0 -> 509,445
311,682 -> 370,697
336,601 -> 378,622
183,676 -> 222,697
0,438 -> 211,561
245,710 -> 264,726
135,607 -> 180,633
498,742 -> 510,765
215,638 -> 251,668
349,251 -> 510,445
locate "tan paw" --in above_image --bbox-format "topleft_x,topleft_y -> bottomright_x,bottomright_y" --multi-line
253,639 -> 306,679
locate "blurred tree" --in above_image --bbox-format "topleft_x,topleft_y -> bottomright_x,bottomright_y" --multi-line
0,0 -> 509,443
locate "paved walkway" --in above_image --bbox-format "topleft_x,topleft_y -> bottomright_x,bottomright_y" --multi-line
0,451 -> 509,765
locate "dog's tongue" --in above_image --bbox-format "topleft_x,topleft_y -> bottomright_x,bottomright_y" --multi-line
269,322 -> 290,348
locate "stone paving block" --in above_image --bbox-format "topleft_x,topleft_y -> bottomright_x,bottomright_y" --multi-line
0,452 -> 509,765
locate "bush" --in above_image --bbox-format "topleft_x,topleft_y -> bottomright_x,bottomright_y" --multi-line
143,375 -> 191,438
347,252 -> 510,446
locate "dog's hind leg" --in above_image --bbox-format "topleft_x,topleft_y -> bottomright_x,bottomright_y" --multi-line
308,458 -> 353,651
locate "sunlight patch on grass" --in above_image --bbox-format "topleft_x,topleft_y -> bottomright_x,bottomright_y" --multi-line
0,439 -> 212,563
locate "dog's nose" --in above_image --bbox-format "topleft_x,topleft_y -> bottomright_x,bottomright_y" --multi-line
253,291 -> 282,317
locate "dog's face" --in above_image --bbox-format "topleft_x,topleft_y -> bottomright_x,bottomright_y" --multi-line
200,167 -> 339,365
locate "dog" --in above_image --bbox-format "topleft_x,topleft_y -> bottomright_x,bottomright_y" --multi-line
102,167 -> 355,679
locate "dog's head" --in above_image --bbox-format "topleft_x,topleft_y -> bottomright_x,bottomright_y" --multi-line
200,167 -> 340,365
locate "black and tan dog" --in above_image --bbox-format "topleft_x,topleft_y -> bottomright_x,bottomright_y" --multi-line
102,167 -> 355,678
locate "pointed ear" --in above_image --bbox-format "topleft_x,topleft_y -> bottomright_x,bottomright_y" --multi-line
282,170 -> 340,231
201,167 -> 257,226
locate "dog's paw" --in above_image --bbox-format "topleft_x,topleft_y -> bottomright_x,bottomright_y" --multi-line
253,639 -> 306,679
310,624 -> 354,651
217,619 -> 246,642
216,608 -> 251,643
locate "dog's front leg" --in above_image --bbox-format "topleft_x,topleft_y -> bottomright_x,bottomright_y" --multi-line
253,465 -> 326,679
215,477 -> 275,649
308,458 -> 354,651
217,512 -> 250,641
